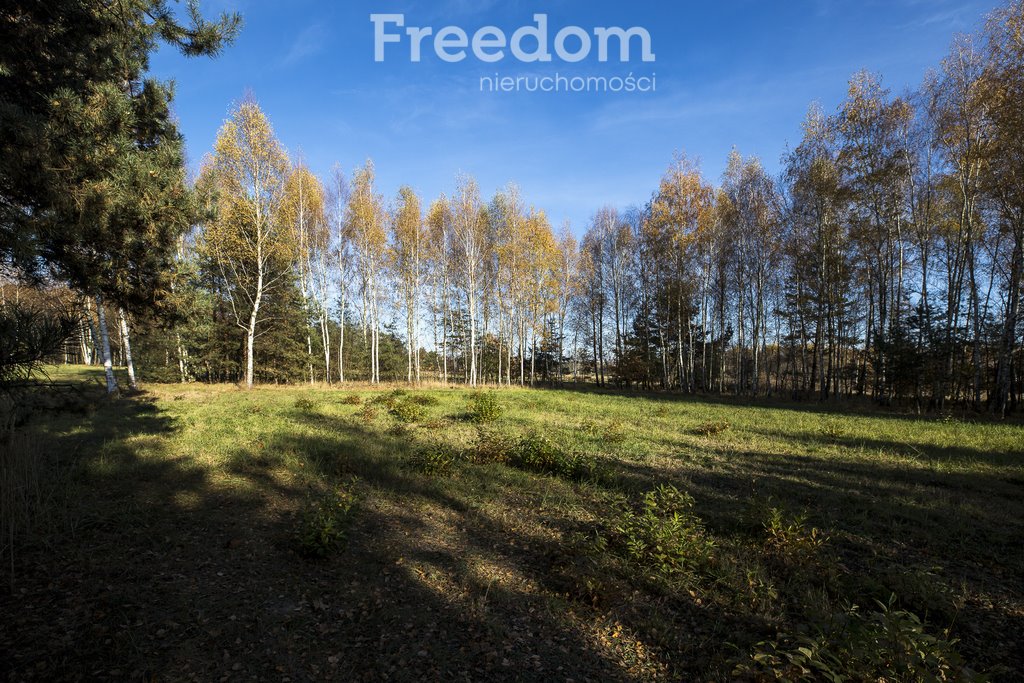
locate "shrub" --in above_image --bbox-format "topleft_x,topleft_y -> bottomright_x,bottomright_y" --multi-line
509,433 -> 563,471
409,443 -> 459,476
471,428 -> 514,464
604,485 -> 715,579
408,394 -> 440,406
602,420 -> 628,443
341,394 -> 362,405
368,390 -> 407,410
856,565 -> 961,624
294,396 -> 318,411
693,420 -> 730,437
296,481 -> 358,559
386,423 -> 408,437
390,399 -> 427,423
357,405 -> 378,425
819,420 -> 847,441
762,505 -> 827,562
736,597 -> 980,682
467,392 -> 503,423
746,496 -> 830,576
506,433 -> 606,483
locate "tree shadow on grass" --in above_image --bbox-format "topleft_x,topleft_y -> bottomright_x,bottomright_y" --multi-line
4,388 -> 1021,681
648,443 -> 1024,677
2,394 -> 673,682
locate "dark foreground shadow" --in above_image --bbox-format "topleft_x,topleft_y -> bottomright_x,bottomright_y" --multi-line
1,388 -> 1021,682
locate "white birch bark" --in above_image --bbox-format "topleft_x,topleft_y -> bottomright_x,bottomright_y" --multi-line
95,295 -> 118,394
118,308 -> 137,390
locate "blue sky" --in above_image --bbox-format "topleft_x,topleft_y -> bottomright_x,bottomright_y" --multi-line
151,0 -> 1000,235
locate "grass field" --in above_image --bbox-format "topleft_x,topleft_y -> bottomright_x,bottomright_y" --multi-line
2,366 -> 1023,681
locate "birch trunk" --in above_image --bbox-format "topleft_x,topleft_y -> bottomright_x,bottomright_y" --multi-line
95,296 -> 118,394
245,266 -> 264,390
118,308 -> 138,390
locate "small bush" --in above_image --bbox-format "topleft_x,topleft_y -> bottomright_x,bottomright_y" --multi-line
762,505 -> 827,561
577,418 -> 600,437
296,481 -> 358,559
736,597 -> 980,682
693,421 -> 730,437
471,428 -> 514,464
603,485 -> 715,580
357,405 -> 378,425
408,394 -> 440,406
505,433 -> 606,483
390,399 -> 427,423
746,496 -> 830,575
467,392 -> 503,423
341,394 -> 362,405
509,433 -> 564,471
602,420 -> 628,443
386,423 -> 408,437
294,396 -> 318,411
409,443 -> 459,476
368,394 -> 398,410
819,420 -> 847,441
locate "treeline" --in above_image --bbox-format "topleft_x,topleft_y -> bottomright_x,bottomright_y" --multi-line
5,2 -> 1024,414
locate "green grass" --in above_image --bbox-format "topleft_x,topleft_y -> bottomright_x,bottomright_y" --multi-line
2,366 -> 1022,681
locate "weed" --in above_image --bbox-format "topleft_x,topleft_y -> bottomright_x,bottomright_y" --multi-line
357,405 -> 378,425
762,505 -> 827,563
602,420 -> 628,443
1,425 -> 63,583
856,565 -> 962,623
819,420 -> 847,441
368,394 -> 398,410
693,420 -> 731,437
409,443 -> 459,476
390,399 -> 427,423
467,392 -> 503,423
471,428 -> 514,464
294,396 -> 318,411
296,480 -> 358,559
577,418 -> 600,437
736,596 -> 981,681
506,433 -> 607,483
602,485 -> 716,580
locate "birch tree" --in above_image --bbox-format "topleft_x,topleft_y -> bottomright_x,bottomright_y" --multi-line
200,99 -> 292,390
95,295 -> 117,394
450,175 -> 486,386
346,160 -> 387,384
426,196 -> 453,384
327,166 -> 350,383
985,0 -> 1024,415
281,163 -> 327,383
390,186 -> 425,383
